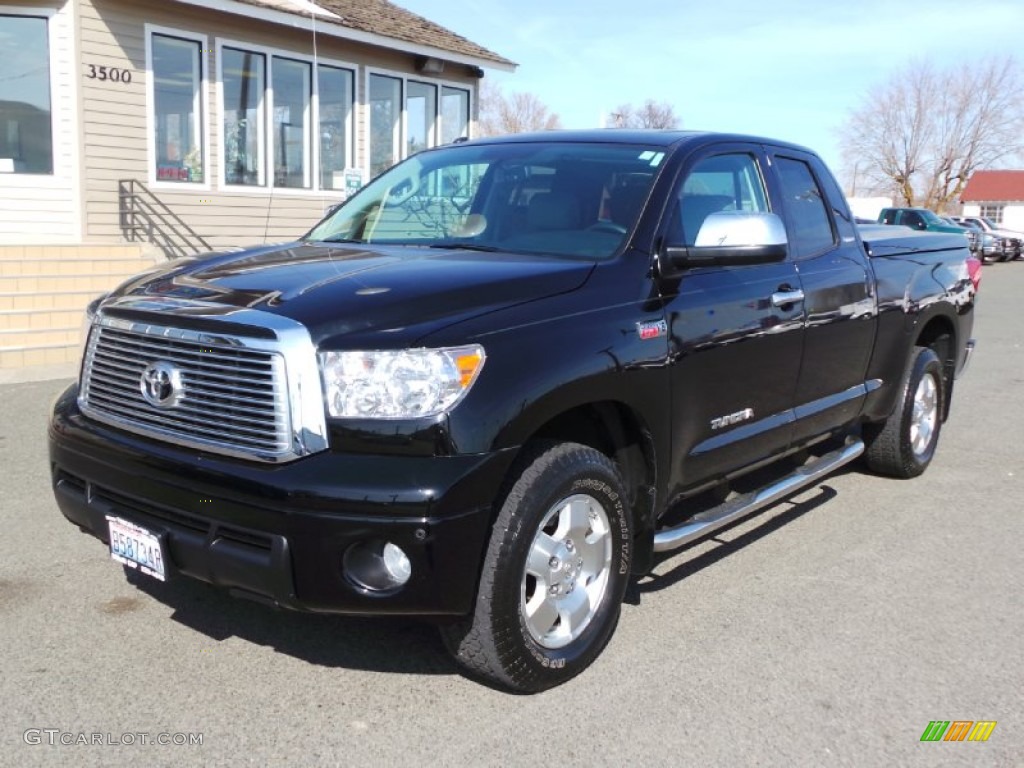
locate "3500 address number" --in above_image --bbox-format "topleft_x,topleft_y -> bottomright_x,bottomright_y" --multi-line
86,64 -> 132,84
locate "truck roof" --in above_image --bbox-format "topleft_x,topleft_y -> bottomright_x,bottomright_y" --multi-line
456,129 -> 819,155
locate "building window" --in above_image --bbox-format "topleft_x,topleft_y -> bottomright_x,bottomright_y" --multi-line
407,81 -> 436,155
367,74 -> 473,178
369,74 -> 401,178
318,65 -> 353,191
441,86 -> 470,145
272,57 -> 310,188
222,45 -> 355,191
0,14 -> 52,174
151,33 -> 203,183
223,48 -> 266,186
980,204 -> 1004,224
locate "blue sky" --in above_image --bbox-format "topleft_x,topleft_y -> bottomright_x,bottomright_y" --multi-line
397,0 -> 1024,175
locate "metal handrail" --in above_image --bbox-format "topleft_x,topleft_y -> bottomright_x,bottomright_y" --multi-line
118,179 -> 213,258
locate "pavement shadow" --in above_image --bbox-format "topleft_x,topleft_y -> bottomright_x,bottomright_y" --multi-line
628,483 -> 838,601
120,458 -> 851,674
124,569 -> 457,677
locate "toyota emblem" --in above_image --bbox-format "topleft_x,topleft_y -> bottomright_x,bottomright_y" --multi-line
140,361 -> 183,409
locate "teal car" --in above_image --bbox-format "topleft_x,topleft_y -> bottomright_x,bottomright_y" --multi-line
878,207 -> 970,235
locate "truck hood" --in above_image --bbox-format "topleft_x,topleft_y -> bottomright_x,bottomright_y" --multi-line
107,241 -> 595,346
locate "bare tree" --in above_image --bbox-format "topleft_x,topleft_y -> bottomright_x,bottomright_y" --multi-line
477,80 -> 562,136
840,56 -> 1024,210
608,99 -> 681,129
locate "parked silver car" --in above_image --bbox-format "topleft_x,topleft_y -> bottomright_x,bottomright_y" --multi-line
952,216 -> 1022,262
946,218 -> 1002,262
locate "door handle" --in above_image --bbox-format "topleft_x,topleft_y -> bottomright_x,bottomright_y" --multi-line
771,288 -> 805,307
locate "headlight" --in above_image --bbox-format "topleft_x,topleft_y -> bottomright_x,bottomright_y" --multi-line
320,345 -> 485,419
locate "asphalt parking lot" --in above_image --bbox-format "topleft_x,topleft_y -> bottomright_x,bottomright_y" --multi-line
1,264 -> 1021,768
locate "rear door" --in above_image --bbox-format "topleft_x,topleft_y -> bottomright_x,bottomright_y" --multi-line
657,144 -> 805,500
764,148 -> 877,443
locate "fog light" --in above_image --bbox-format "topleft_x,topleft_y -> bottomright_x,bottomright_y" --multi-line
343,540 -> 412,593
382,542 -> 412,584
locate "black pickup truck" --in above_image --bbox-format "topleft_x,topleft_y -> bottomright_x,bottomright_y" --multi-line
49,131 -> 978,692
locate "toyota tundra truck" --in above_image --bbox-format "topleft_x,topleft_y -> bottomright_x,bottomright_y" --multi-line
49,131 -> 978,692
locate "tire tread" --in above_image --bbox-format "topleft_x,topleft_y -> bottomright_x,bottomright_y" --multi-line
441,441 -> 629,692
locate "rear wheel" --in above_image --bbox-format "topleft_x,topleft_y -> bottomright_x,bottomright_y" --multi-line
864,346 -> 945,478
441,442 -> 633,693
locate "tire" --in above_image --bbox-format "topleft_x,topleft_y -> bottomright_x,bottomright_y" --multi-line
441,442 -> 633,693
864,346 -> 945,478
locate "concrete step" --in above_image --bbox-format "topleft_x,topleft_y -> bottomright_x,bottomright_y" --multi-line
0,327 -> 81,348
0,273 -> 139,294
0,257 -> 154,277
0,244 -> 157,377
0,309 -> 82,331
0,343 -> 80,369
0,245 -> 148,260
0,290 -> 102,312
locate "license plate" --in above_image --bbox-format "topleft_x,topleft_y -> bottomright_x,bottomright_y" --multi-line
106,516 -> 166,581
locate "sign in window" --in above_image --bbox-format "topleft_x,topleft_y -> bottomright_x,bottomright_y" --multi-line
152,34 -> 203,183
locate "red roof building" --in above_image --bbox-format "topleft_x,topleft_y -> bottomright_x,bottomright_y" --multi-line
960,170 -> 1024,203
960,171 -> 1024,229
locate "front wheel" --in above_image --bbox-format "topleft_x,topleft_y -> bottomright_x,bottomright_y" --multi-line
441,442 -> 633,693
864,346 -> 945,478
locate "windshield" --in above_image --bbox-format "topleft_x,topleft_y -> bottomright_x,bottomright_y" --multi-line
305,141 -> 666,259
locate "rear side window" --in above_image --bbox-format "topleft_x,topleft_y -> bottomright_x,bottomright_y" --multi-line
903,211 -> 924,229
775,157 -> 835,259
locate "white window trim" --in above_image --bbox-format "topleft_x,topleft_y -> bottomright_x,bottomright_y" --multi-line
440,82 -> 473,145
218,40 -> 267,190
315,62 -> 356,192
217,37 -> 356,196
363,67 -> 474,180
979,203 -> 1006,224
270,55 -> 312,190
145,24 -> 211,191
406,79 -> 437,155
365,69 -> 403,180
0,6 -> 63,185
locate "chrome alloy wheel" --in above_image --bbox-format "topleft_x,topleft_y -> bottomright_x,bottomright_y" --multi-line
910,371 -> 939,457
520,493 -> 613,649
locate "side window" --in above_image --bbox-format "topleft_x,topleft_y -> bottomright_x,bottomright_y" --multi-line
881,209 -> 896,225
775,156 -> 835,258
670,152 -> 768,246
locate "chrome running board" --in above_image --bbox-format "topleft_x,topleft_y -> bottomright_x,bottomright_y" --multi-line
653,440 -> 865,553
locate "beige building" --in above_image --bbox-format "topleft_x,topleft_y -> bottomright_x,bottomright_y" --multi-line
0,0 -> 513,377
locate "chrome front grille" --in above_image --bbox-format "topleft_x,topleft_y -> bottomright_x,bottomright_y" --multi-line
78,310 -> 328,463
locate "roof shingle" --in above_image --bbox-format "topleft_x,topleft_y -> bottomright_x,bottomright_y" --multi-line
960,170 -> 1024,203
235,0 -> 514,68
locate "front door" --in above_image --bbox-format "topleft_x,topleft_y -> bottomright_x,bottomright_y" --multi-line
658,146 -> 805,501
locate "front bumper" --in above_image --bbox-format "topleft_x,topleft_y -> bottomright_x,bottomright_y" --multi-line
49,385 -> 515,617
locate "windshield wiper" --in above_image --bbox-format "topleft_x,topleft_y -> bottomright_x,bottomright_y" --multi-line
427,242 -> 500,252
319,236 -> 364,244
